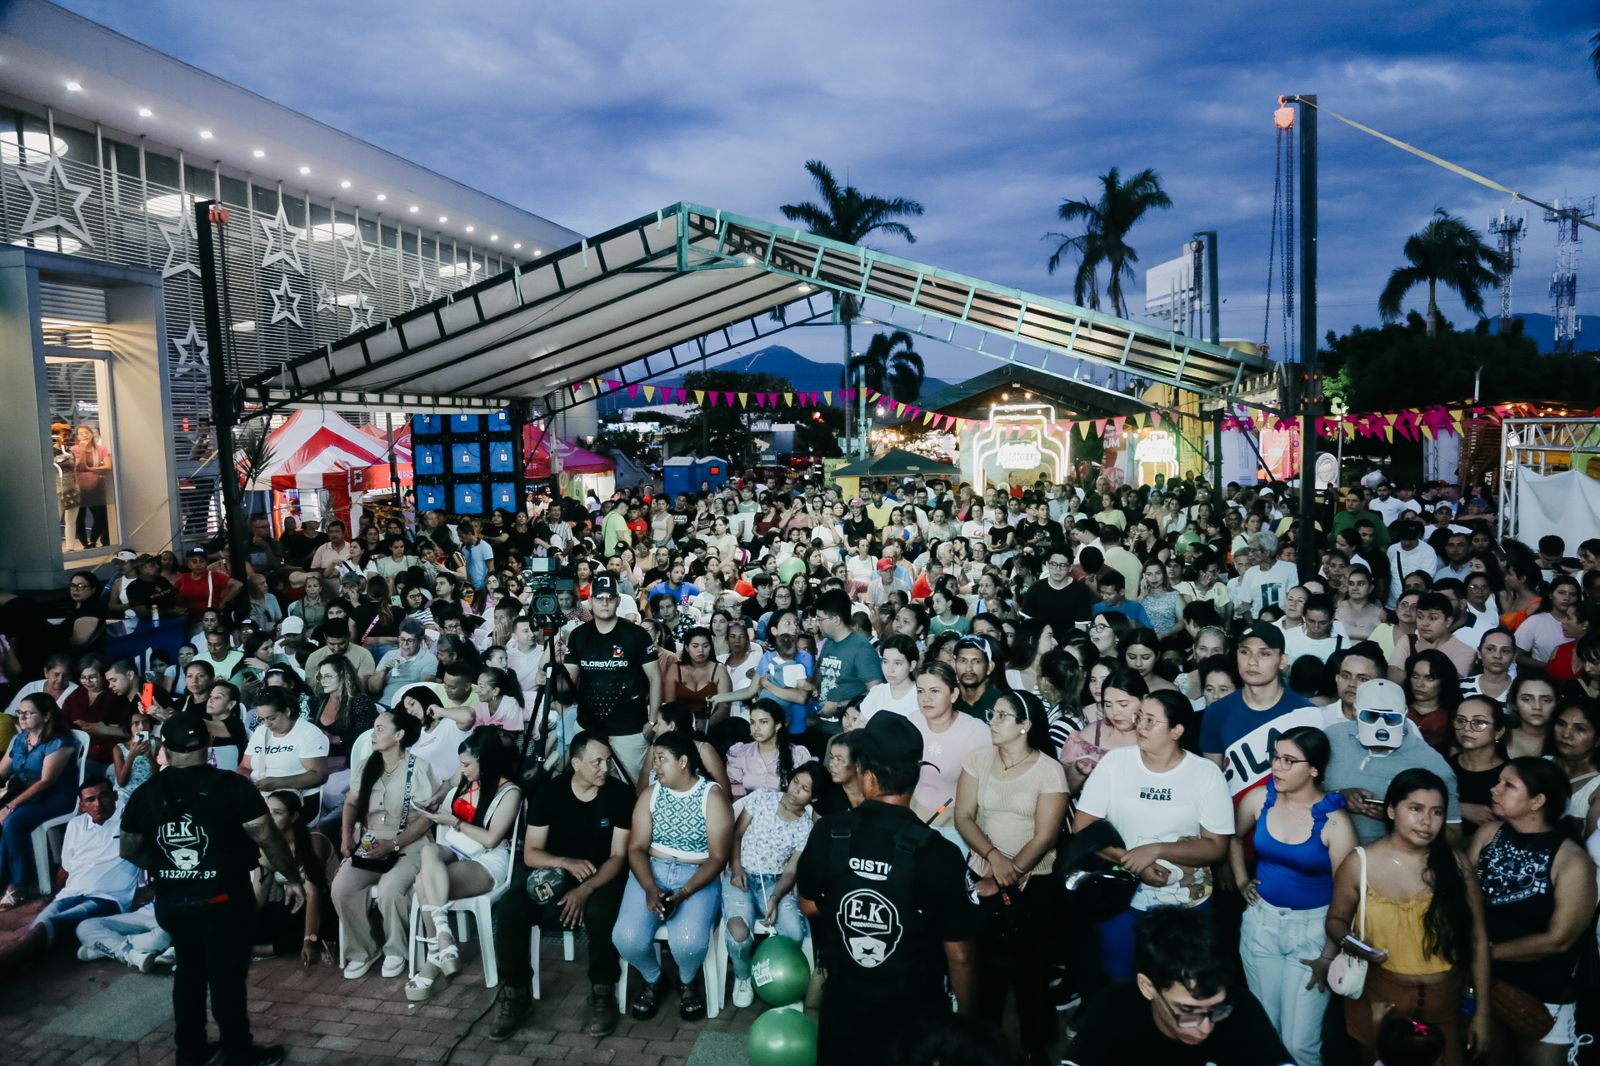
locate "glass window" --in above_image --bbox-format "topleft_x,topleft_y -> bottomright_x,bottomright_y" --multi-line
47,356 -> 121,556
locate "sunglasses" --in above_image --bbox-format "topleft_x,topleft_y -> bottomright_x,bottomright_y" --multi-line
1357,709 -> 1406,726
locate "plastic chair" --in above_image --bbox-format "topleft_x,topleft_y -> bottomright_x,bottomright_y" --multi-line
405,803 -> 524,988
617,921 -> 726,1019
30,729 -> 90,895
529,924 -> 626,1011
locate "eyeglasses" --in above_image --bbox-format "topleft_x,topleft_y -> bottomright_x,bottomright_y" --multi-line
1156,988 -> 1233,1029
984,708 -> 1022,724
68,582 -> 92,590
1453,716 -> 1494,732
1357,709 -> 1406,726
1271,753 -> 1308,768
1090,620 -> 1111,631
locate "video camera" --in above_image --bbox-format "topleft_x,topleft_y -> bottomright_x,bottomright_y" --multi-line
523,556 -> 577,632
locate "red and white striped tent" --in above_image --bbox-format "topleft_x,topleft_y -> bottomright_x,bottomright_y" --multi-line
246,409 -> 387,530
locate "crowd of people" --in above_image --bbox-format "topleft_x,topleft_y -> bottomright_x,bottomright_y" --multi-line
0,467 -> 1597,1066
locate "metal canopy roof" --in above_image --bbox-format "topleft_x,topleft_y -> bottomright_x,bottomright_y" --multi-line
239,202 -> 1268,420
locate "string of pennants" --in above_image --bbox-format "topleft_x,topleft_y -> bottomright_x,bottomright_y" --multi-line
1221,403 -> 1517,443
595,378 -> 856,409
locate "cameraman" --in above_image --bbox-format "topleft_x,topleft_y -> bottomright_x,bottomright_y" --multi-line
563,574 -> 660,780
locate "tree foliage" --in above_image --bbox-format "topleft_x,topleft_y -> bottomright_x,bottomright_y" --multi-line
850,330 -> 925,404
1045,166 -> 1172,317
1377,209 -> 1508,338
669,369 -> 844,464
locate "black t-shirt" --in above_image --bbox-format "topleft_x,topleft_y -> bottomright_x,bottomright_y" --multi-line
122,765 -> 269,896
528,773 -> 635,866
126,576 -> 179,614
1064,981 -> 1290,1066
841,516 -> 876,544
1021,578 -> 1095,637
567,619 -> 658,736
795,801 -> 980,1008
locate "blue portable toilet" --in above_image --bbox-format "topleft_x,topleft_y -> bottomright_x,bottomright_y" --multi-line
661,456 -> 696,497
694,456 -> 730,492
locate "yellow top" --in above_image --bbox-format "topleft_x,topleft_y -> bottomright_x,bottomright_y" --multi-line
1363,891 -> 1453,976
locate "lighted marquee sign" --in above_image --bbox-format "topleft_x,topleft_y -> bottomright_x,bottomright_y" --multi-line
969,403 -> 1070,491
998,442 -> 1043,469
1134,431 -> 1176,465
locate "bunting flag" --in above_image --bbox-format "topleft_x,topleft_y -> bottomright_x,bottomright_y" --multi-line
823,390 -> 833,405
693,389 -> 706,404
642,385 -> 655,402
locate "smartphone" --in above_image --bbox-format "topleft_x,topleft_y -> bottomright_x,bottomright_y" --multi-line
659,891 -> 680,920
1341,934 -> 1389,963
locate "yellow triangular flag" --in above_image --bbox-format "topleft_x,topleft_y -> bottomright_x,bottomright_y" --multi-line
737,392 -> 749,407
1384,423 -> 1395,444
694,390 -> 706,404
823,391 -> 833,405
642,385 -> 656,402
783,392 -> 793,407
923,411 -> 935,426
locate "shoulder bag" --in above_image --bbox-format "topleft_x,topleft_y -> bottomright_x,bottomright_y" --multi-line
1328,846 -> 1369,998
351,754 -> 413,873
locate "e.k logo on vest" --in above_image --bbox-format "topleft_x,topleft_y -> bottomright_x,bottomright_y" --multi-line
836,888 -> 903,968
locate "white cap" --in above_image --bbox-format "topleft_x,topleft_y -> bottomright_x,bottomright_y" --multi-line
278,616 -> 305,636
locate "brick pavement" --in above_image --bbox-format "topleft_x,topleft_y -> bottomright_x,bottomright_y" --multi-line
0,900 -> 763,1065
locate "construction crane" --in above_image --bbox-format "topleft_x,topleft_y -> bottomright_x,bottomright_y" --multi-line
1487,208 -> 1525,334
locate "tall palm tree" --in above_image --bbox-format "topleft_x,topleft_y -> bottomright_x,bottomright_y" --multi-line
851,330 -> 925,404
1378,209 -> 1509,337
780,160 -> 923,453
1591,27 -> 1600,81
1045,167 -> 1172,317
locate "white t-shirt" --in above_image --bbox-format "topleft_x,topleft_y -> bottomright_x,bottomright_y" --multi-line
911,712 -> 991,816
859,682 -> 919,722
1386,541 -> 1440,607
5,680 -> 79,715
1514,613 -> 1567,665
1282,625 -> 1349,664
1239,561 -> 1298,616
1076,746 -> 1233,909
61,806 -> 139,908
720,647 -> 764,720
245,717 -> 330,799
411,717 -> 467,785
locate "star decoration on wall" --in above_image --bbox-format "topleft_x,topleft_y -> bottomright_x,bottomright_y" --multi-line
18,155 -> 95,248
259,203 -> 305,275
171,322 -> 208,377
347,293 -> 375,333
268,273 -> 303,328
315,284 -> 340,316
404,265 -> 440,310
340,228 -> 378,289
158,208 -> 199,279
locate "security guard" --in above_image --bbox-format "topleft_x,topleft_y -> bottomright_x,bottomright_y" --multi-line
120,713 -> 306,1066
796,711 -> 980,1064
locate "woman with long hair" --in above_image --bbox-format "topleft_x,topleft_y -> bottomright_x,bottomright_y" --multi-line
252,789 -> 334,963
612,730 -> 734,1022
1087,610 -> 1131,660
909,661 -> 991,844
1003,617 -> 1056,697
1036,648 -> 1088,750
1550,696 -> 1600,840
0,694 -> 79,907
1073,689 -> 1231,981
1402,649 -> 1460,753
1326,769 -> 1491,1065
399,686 -> 465,786
1136,559 -> 1183,638
1470,757 -> 1596,1062
1231,726 -> 1356,1066
1514,573 -> 1579,670
1462,628 -> 1517,703
1448,695 -> 1509,836
1336,566 -> 1385,642
668,627 -> 732,732
640,703 -> 729,795
1505,671 -> 1559,759
954,688 -> 1069,1062
313,655 -> 379,765
1499,556 -> 1544,634
928,588 -> 970,638
406,730 -> 523,1001
1059,667 -> 1145,794
722,699 -> 809,800
331,709 -> 438,980
1122,627 -> 1179,694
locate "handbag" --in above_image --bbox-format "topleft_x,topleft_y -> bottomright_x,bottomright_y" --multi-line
351,755 -> 413,873
1488,981 -> 1555,1040
1328,846 -> 1369,998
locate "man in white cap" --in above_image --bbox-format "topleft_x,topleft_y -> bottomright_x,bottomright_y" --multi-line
1321,678 -> 1460,844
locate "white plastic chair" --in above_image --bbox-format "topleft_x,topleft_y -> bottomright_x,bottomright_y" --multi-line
405,803 -> 524,988
617,921 -> 726,1020
30,729 -> 91,895
529,925 -> 627,1011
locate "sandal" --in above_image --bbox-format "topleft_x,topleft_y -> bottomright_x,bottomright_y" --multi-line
433,944 -> 460,977
0,887 -> 23,910
404,971 -> 449,1002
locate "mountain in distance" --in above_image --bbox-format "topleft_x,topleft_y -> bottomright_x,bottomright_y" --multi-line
1499,313 -> 1600,355
597,345 -> 950,414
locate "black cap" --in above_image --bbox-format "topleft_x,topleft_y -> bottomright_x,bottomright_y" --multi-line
590,573 -> 620,598
853,710 -> 924,773
1239,620 -> 1286,653
185,546 -> 208,558
161,712 -> 211,754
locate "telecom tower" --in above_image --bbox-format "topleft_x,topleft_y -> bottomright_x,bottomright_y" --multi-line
1488,208 -> 1525,333
1546,197 -> 1595,354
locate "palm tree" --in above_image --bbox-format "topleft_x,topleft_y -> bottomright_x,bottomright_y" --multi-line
1378,209 -> 1509,337
780,160 -> 923,453
1045,167 -> 1172,317
851,330 -> 926,404
1591,27 -> 1600,80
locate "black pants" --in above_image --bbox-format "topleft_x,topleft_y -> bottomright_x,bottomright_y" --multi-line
76,504 -> 109,547
818,987 -> 942,1065
155,889 -> 256,1066
975,876 -> 1059,1055
495,859 -> 627,988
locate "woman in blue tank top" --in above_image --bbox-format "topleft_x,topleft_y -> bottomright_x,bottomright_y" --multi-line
1230,725 -> 1356,1066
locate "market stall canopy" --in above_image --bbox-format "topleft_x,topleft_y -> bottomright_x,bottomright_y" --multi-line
238,203 -> 1268,421
834,448 -> 960,480
525,434 -> 615,478
245,409 -> 386,491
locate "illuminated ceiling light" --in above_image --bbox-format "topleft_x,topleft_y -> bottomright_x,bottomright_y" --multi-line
11,235 -> 83,255
797,283 -> 812,292
465,225 -> 474,233
333,292 -> 369,307
144,192 -> 197,218
199,129 -> 213,140
408,204 -> 419,213
489,234 -> 498,241
0,131 -> 69,165
438,215 -> 448,223
298,165 -> 311,175
742,255 -> 757,266
252,148 -> 265,158
376,193 -> 387,201
308,222 -> 356,241
231,320 -> 256,333
437,260 -> 481,279
65,81 -> 82,92
533,248 -> 542,255
512,242 -> 522,249
339,179 -> 351,189
137,107 -> 153,118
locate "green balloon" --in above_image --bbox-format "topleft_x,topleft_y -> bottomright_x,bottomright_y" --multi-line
747,1007 -> 817,1066
751,936 -> 811,1007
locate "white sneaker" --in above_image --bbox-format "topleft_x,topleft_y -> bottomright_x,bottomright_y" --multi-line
153,948 -> 176,968
381,956 -> 406,978
343,956 -> 377,980
732,977 -> 754,1009
76,946 -> 98,963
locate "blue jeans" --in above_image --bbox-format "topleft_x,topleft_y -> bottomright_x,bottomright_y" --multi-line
0,793 -> 75,888
721,871 -> 804,980
1097,900 -> 1212,981
32,893 -> 120,946
612,857 -> 720,984
1241,899 -> 1330,1066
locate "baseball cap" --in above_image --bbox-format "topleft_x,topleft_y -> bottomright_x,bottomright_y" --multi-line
186,546 -> 208,558
876,558 -> 894,572
339,571 -> 363,587
590,573 -> 620,599
161,712 -> 211,754
852,710 -> 924,773
955,634 -> 996,663
114,550 -> 137,562
278,616 -> 305,636
1356,678 -> 1407,715
1238,621 -> 1286,653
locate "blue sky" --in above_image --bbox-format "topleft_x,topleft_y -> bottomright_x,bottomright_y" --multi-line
59,0 -> 1600,377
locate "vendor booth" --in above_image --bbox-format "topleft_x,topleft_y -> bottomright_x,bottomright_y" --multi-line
526,430 -> 616,501
247,409 -> 386,531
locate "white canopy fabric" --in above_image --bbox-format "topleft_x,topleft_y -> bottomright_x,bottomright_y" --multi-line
1514,469 -> 1600,551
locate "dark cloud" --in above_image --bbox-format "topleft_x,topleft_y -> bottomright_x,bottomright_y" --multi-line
57,0 -> 1600,374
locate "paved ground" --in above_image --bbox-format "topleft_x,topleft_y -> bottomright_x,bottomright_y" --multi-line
0,899 -> 764,1066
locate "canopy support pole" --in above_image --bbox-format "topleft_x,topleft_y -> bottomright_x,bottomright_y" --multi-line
1291,94 -> 1320,582
196,200 -> 250,580
509,400 -> 530,519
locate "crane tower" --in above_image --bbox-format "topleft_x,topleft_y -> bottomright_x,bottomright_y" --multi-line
1546,197 -> 1596,354
1488,209 -> 1525,333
